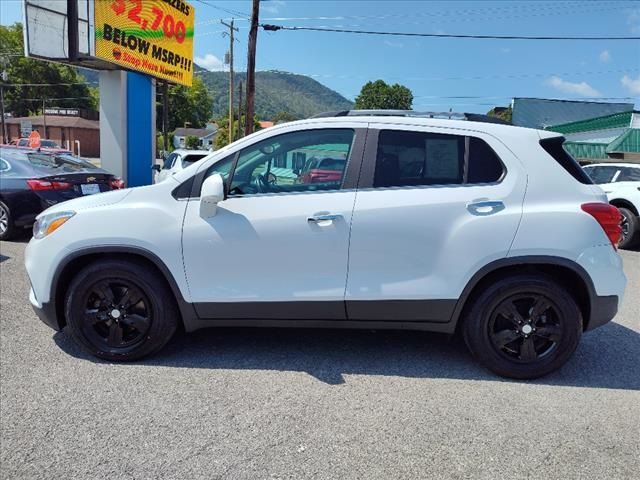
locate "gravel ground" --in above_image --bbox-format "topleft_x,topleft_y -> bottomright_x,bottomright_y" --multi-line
1,239 -> 638,479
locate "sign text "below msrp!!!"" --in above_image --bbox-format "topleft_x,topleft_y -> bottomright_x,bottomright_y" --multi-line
94,0 -> 195,86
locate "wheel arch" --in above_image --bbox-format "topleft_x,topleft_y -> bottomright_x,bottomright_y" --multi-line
51,246 -> 196,329
452,256 -> 596,333
609,198 -> 639,216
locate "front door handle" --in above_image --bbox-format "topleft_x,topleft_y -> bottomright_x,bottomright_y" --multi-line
307,213 -> 342,223
467,200 -> 505,216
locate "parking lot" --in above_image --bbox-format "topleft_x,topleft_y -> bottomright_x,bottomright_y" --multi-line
1,239 -> 638,479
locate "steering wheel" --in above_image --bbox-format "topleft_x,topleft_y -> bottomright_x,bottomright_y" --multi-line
252,173 -> 277,193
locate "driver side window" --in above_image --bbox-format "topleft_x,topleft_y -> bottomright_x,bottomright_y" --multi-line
228,128 -> 354,196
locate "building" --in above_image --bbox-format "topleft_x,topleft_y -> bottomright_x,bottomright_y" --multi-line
173,126 -> 217,150
546,111 -> 640,164
511,98 -> 634,130
4,112 -> 100,157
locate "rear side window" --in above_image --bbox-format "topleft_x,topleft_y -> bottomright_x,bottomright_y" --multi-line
584,166 -> 617,184
617,167 -> 640,182
373,130 -> 503,188
540,137 -> 593,184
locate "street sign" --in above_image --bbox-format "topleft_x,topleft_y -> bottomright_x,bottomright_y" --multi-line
28,130 -> 41,148
94,0 -> 195,86
20,120 -> 32,138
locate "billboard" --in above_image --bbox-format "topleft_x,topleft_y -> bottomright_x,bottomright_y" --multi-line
94,0 -> 195,86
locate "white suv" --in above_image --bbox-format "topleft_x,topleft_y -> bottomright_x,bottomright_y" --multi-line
154,149 -> 209,183
583,162 -> 640,249
25,111 -> 627,379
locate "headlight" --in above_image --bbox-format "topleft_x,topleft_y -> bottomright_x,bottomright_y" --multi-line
33,211 -> 75,239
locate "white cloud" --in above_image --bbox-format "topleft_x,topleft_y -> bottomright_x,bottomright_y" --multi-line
599,50 -> 611,63
262,0 -> 285,14
546,76 -> 602,97
384,40 -> 404,48
627,8 -> 640,33
194,54 -> 225,71
621,74 -> 640,95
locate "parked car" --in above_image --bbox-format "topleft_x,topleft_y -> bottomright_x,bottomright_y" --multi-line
0,147 -> 124,240
12,138 -> 73,154
25,111 -> 626,379
298,157 -> 346,184
583,162 -> 640,249
154,149 -> 210,183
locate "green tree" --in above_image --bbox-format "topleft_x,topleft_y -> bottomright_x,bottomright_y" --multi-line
185,135 -> 200,149
0,23 -> 97,117
354,80 -> 413,110
271,111 -> 297,123
215,114 -> 261,149
487,106 -> 512,123
157,76 -> 213,131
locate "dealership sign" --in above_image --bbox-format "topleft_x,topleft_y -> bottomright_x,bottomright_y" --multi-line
94,0 -> 195,86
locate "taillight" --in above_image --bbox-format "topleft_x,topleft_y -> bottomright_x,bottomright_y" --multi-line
109,178 -> 125,189
581,203 -> 622,249
27,179 -> 72,191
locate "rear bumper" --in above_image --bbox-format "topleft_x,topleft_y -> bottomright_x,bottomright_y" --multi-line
585,295 -> 619,331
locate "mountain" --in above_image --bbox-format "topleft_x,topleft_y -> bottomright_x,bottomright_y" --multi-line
76,66 -> 354,120
195,68 -> 354,120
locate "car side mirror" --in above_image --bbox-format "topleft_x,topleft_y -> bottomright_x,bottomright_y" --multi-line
152,164 -> 161,173
200,173 -> 225,218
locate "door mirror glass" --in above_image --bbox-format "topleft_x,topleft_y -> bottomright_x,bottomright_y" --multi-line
200,173 -> 225,218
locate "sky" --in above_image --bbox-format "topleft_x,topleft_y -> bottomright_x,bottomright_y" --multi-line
1,0 -> 639,113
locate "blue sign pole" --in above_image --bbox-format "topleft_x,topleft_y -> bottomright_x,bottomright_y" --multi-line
126,72 -> 155,187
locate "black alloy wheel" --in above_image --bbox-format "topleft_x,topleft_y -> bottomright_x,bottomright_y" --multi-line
65,259 -> 179,361
82,280 -> 151,349
488,294 -> 562,363
463,274 -> 582,379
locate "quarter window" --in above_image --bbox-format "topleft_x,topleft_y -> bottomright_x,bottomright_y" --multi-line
373,130 -> 503,188
616,167 -> 640,182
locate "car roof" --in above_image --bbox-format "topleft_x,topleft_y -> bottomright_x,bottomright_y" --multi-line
584,163 -> 640,168
278,114 -> 552,140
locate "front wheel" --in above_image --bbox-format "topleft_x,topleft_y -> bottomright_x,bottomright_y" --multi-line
64,259 -> 179,361
463,274 -> 582,379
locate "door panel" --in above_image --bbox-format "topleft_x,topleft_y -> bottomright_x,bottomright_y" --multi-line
181,125 -> 366,320
346,126 -> 526,321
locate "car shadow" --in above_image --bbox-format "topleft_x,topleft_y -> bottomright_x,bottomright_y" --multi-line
53,320 -> 640,390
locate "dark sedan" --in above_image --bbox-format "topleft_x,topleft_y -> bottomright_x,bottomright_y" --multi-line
0,148 -> 124,240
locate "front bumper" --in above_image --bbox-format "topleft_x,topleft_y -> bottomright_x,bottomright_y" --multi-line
29,288 -> 62,331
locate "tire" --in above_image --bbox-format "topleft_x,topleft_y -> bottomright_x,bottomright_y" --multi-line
64,259 -> 179,361
462,274 -> 582,379
0,200 -> 17,241
618,207 -> 640,250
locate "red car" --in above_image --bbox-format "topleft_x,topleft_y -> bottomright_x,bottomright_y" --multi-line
299,157 -> 346,184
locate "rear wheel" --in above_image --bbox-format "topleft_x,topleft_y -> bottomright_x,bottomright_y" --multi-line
0,201 -> 17,241
618,207 -> 640,250
64,259 -> 179,361
463,274 -> 582,379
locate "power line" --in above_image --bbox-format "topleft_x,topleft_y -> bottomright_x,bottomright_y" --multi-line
192,0 -> 250,20
261,24 -> 640,41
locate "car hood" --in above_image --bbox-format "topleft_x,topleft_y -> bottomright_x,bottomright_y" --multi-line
37,188 -> 134,218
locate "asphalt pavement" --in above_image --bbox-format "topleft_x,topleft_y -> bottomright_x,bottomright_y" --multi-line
1,239 -> 638,479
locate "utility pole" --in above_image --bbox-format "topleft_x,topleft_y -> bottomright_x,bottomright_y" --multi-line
1,67 -> 7,144
42,97 -> 47,138
245,0 -> 260,136
237,80 -> 243,140
162,81 -> 169,153
221,19 -> 238,144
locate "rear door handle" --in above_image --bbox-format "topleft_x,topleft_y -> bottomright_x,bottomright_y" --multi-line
466,200 -> 505,216
307,213 -> 342,223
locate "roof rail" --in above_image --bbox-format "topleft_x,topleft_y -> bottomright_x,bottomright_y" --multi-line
310,109 -> 511,125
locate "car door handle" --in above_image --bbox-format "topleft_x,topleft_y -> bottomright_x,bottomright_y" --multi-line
466,200 -> 505,216
307,213 -> 342,223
